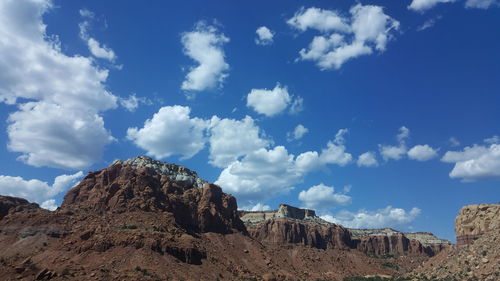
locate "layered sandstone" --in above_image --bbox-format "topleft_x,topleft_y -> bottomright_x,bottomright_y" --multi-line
455,203 -> 499,246
241,206 -> 450,257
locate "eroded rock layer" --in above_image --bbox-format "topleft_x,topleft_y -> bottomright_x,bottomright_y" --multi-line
455,203 -> 500,246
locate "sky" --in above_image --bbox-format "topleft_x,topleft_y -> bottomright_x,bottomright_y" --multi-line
0,0 -> 499,241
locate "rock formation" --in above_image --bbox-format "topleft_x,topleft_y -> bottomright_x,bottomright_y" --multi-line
350,229 -> 451,257
0,156 -> 415,280
455,203 -> 499,246
0,195 -> 40,219
62,156 -> 245,234
407,203 -> 500,281
241,205 -> 450,257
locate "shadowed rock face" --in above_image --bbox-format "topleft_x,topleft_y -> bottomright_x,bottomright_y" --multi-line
455,203 -> 499,246
0,195 -> 39,219
62,156 -> 245,234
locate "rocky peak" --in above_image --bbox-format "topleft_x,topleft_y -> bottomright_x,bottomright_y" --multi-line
61,157 -> 245,234
455,203 -> 499,246
113,156 -> 207,188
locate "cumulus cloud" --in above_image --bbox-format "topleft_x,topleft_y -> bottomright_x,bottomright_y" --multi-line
255,26 -> 274,45
379,126 -> 409,161
79,9 -> 117,62
287,124 -> 308,142
441,139 -> 500,181
8,102 -> 115,169
0,0 -> 117,169
407,144 -> 438,161
289,5 -> 399,70
408,0 -> 456,12
465,0 -> 499,8
216,146 -> 301,201
0,171 -> 83,210
298,183 -> 351,209
246,84 -> 303,117
357,151 -> 379,167
287,7 -> 350,33
127,106 -> 208,160
181,22 -> 229,92
208,116 -> 270,167
321,206 -> 421,228
215,128 -> 353,204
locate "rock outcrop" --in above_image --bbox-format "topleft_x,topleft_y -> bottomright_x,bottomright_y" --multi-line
350,229 -> 451,257
240,204 -> 353,249
241,206 -> 450,257
0,195 -> 39,219
62,156 -> 245,234
455,203 -> 500,246
407,203 -> 500,281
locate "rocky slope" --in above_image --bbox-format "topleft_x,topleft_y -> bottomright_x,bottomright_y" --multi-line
0,156 -> 412,281
0,195 -> 39,219
407,203 -> 500,281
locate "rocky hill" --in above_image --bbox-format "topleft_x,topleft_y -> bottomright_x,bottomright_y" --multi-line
0,156 -> 424,281
407,203 -> 500,281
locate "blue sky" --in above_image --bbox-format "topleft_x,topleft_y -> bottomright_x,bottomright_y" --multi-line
0,0 -> 499,241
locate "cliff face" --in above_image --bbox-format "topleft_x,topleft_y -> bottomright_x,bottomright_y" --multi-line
408,203 -> 500,281
241,206 -> 450,257
0,195 -> 40,219
455,203 -> 499,246
62,156 -> 245,234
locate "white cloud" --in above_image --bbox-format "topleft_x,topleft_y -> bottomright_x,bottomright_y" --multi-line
216,146 -> 300,202
255,26 -> 274,46
441,140 -> 500,181
408,0 -> 456,12
298,183 -> 351,209
287,7 -> 350,33
291,4 -> 399,70
181,22 -> 229,92
357,151 -> 379,167
246,84 -> 303,117
78,9 -> 117,62
241,203 -> 272,211
0,0 -> 118,170
319,129 -> 352,166
0,171 -> 83,210
287,124 -> 308,142
465,0 -> 499,8
407,144 -> 438,161
119,93 -> 151,112
127,106 -> 208,160
216,128 -> 352,204
379,126 -> 410,161
322,206 -> 421,228
8,102 -> 115,169
208,116 -> 270,167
